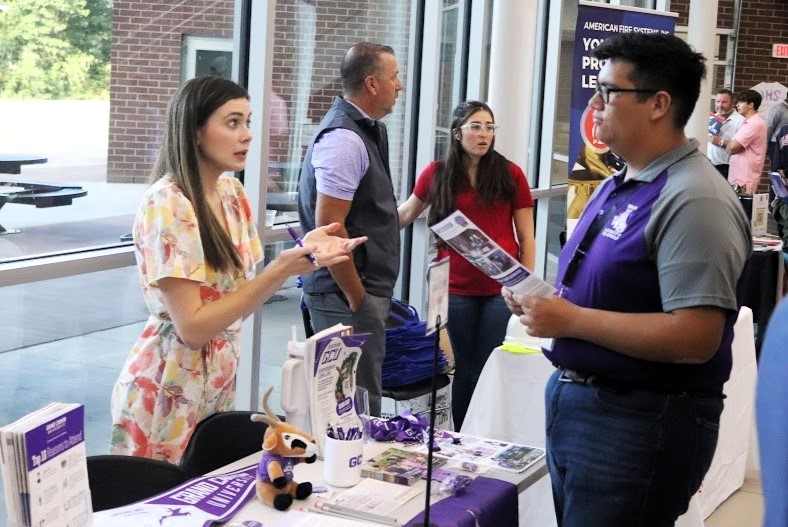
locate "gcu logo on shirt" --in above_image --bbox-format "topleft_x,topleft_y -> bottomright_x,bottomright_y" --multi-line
602,204 -> 638,241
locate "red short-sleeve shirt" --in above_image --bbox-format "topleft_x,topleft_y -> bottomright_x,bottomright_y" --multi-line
414,160 -> 534,295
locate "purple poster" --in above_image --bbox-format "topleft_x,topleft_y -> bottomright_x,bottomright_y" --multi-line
567,2 -> 676,227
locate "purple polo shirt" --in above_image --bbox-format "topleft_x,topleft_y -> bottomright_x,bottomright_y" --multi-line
256,452 -> 296,484
546,140 -> 751,394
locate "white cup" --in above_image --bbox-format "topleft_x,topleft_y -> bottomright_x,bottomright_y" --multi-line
323,436 -> 363,487
265,209 -> 276,227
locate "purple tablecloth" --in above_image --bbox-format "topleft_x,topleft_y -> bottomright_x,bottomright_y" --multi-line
405,476 -> 518,527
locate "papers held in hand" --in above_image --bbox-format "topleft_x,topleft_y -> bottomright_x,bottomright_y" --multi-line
429,210 -> 555,298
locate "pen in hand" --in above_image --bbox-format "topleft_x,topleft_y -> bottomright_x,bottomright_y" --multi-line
285,224 -> 320,267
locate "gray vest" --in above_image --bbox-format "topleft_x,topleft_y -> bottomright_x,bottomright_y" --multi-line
297,97 -> 400,297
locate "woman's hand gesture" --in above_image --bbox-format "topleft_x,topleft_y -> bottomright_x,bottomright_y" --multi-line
276,223 -> 367,274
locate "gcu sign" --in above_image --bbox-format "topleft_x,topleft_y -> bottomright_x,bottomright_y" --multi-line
348,454 -> 363,468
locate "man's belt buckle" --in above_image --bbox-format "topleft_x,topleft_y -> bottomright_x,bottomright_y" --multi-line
559,368 -> 591,385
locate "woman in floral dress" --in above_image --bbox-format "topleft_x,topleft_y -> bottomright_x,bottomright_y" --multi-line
110,76 -> 365,464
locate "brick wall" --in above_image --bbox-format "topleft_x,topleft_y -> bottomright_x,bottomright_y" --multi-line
672,0 -> 788,193
732,0 -> 788,92
108,1 -> 235,183
108,0 -> 410,184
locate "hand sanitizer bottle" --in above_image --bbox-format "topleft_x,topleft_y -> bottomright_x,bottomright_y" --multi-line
280,325 -> 310,434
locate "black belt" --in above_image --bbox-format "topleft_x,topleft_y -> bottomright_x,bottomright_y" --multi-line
559,368 -> 629,392
558,368 -> 722,398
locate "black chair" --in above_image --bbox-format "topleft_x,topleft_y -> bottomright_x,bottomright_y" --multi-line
179,411 -> 268,479
382,374 -> 451,407
87,454 -> 189,512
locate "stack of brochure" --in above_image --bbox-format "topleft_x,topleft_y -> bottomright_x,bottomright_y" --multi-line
0,403 -> 92,527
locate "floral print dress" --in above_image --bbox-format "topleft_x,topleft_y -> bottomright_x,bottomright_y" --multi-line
110,175 -> 263,464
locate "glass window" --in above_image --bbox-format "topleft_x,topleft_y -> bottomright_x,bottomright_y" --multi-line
257,0 -> 416,412
0,1 -> 242,518
435,2 -> 460,159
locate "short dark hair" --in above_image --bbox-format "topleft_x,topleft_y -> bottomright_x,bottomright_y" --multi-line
716,88 -> 734,98
737,89 -> 762,110
340,42 -> 395,95
592,33 -> 706,128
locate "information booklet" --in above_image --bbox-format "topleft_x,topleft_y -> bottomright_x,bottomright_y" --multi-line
272,509 -> 376,526
312,477 -> 421,526
430,210 -> 556,298
410,432 -> 545,474
0,402 -> 92,527
305,324 -> 369,457
708,112 -> 724,136
360,447 -> 446,486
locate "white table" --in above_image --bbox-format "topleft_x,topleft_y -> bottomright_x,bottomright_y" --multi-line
462,307 -> 758,527
217,440 -> 547,525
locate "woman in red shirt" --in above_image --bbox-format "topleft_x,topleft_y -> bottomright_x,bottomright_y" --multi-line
399,100 -> 535,430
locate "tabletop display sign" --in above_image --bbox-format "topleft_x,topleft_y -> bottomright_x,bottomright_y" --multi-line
566,1 -> 676,236
430,210 -> 555,298
0,403 -> 92,527
425,257 -> 449,336
750,193 -> 769,236
304,324 -> 369,457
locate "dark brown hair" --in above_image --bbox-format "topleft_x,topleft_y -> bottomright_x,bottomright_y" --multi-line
427,101 -> 515,238
150,75 -> 249,272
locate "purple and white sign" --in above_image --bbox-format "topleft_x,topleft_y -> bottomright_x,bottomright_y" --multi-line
566,2 -> 676,230
93,465 -> 258,526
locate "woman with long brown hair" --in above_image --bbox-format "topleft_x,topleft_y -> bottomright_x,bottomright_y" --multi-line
111,76 -> 365,463
399,100 -> 535,430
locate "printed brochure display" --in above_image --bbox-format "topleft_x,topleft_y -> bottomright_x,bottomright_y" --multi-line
411,432 -> 545,474
304,324 -> 369,457
0,403 -> 92,527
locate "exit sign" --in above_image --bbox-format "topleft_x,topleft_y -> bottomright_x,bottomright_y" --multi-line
774,44 -> 788,58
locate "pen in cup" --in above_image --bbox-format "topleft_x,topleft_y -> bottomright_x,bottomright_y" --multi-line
285,224 -> 319,267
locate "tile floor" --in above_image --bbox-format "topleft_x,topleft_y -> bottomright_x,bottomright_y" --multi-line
705,475 -> 764,527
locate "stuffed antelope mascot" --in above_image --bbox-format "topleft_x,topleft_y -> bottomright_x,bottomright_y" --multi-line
251,387 -> 318,511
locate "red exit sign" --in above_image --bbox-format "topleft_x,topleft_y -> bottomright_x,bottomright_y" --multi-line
774,44 -> 788,58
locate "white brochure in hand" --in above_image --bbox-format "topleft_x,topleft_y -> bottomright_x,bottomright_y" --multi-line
430,210 -> 556,298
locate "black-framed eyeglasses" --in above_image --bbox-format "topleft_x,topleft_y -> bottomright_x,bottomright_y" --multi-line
594,85 -> 659,104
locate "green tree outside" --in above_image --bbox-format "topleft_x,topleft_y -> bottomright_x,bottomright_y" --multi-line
0,0 -> 111,99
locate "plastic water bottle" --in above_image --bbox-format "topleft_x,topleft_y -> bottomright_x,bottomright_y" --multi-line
280,325 -> 311,434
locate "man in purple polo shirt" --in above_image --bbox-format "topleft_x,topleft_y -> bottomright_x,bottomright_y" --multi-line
503,33 -> 750,526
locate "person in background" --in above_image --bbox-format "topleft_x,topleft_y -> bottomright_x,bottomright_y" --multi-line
298,42 -> 404,417
774,121 -> 788,178
725,89 -> 767,194
756,297 -> 788,527
398,100 -> 535,431
503,33 -> 750,526
111,76 -> 366,464
706,88 -> 744,178
766,92 -> 788,171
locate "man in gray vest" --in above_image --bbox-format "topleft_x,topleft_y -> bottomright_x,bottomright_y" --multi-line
298,42 -> 404,416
